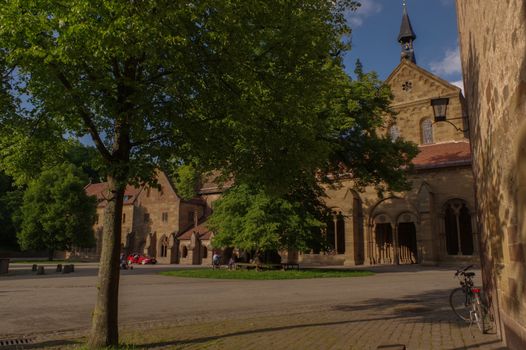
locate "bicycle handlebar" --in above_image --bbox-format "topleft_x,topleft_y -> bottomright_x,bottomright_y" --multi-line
455,264 -> 474,276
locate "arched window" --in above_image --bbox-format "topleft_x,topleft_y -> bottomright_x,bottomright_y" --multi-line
160,236 -> 168,257
421,119 -> 434,144
202,246 -> 208,259
444,199 -> 474,255
389,125 -> 400,141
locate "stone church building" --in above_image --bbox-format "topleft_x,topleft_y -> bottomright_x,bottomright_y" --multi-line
81,4 -> 479,269
301,4 -> 478,267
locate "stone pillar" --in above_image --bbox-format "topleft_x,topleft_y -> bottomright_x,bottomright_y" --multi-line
393,223 -> 400,265
419,212 -> 437,265
344,215 -> 356,266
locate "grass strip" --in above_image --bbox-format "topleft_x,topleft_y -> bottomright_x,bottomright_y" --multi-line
159,268 -> 373,280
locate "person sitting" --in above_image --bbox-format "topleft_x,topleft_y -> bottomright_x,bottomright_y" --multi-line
212,253 -> 220,269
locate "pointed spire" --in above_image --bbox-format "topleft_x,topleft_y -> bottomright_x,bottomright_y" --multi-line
398,1 -> 416,43
398,1 -> 416,63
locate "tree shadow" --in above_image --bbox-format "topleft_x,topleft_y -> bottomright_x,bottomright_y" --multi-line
138,315 -> 401,349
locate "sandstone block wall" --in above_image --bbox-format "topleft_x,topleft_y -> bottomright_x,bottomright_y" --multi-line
457,1 -> 526,348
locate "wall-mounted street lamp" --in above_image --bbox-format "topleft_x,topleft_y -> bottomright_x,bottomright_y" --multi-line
430,97 -> 469,133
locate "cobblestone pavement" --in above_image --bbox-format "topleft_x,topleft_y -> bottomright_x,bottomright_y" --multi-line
0,264 -> 507,349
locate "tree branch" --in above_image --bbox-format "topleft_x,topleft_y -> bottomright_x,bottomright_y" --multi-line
50,65 -> 113,162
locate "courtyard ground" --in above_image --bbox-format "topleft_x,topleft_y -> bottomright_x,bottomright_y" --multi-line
0,263 -> 507,349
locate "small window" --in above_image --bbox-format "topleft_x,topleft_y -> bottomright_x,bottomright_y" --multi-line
389,125 -> 400,142
162,212 -> 168,222
146,188 -> 150,198
144,213 -> 150,223
421,118 -> 434,144
122,213 -> 126,224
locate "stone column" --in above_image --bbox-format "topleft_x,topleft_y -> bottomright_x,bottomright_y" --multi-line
419,212 -> 437,265
393,223 -> 400,265
344,215 -> 356,266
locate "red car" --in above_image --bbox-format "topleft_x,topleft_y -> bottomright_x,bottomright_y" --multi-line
127,254 -> 157,265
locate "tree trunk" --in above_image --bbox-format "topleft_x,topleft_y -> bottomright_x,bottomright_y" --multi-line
88,176 -> 125,348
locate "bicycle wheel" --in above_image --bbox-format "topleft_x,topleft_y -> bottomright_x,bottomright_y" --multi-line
449,287 -> 471,321
474,301 -> 489,333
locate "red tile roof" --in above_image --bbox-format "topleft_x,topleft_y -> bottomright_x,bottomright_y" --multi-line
178,221 -> 213,241
413,141 -> 471,169
198,171 -> 234,194
85,182 -> 142,207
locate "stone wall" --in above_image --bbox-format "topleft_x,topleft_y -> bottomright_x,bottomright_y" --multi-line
456,1 -> 526,348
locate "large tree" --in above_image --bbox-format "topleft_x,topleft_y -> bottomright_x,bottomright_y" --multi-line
209,179 -> 331,256
0,1 -> 362,347
209,64 -> 419,257
18,164 -> 96,260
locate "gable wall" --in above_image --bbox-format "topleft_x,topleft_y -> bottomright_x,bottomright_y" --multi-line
388,62 -> 468,145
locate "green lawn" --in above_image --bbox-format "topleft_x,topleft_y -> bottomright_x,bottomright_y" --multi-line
159,268 -> 373,280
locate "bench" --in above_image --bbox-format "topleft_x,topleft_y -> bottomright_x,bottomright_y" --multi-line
235,262 -> 258,270
281,263 -> 300,271
235,263 -> 298,271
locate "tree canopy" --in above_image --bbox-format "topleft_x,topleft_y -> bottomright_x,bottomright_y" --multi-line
208,179 -> 330,255
18,164 -> 96,259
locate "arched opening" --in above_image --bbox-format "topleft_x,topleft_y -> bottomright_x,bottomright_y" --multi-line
202,246 -> 208,259
336,213 -> 345,254
181,246 -> 188,258
397,222 -> 418,264
160,235 -> 168,258
375,222 -> 393,264
326,212 -> 345,254
444,199 -> 474,255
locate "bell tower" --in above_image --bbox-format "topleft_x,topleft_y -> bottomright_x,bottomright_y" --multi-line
398,0 -> 417,63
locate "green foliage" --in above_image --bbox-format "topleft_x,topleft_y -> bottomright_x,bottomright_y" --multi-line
18,164 -> 96,252
208,181 -> 330,253
326,62 -> 419,194
159,268 -> 374,280
0,0 -> 360,192
169,164 -> 200,200
0,172 -> 22,249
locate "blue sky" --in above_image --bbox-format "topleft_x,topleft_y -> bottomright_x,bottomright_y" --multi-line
343,0 -> 463,89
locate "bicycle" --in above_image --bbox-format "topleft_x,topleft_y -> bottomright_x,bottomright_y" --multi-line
449,265 -> 491,333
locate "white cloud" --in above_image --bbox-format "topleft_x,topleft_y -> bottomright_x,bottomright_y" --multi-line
430,47 -> 462,76
450,80 -> 464,94
347,0 -> 383,28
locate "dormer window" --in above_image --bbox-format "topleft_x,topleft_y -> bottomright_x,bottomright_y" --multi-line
421,118 -> 434,144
